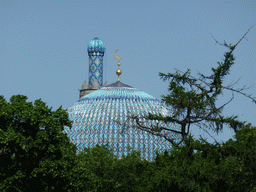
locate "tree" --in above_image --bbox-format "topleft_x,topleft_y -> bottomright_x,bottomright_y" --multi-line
126,26 -> 255,148
146,123 -> 256,192
219,123 -> 256,191
0,95 -> 78,191
69,124 -> 256,192
2,95 -> 253,191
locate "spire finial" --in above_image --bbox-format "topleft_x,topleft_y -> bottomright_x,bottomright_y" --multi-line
114,49 -> 122,81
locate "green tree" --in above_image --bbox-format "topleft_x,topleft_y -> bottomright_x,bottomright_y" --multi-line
219,123 -> 256,191
143,123 -> 256,192
0,95 -> 78,191
70,143 -> 151,192
127,26 -> 255,148
74,123 -> 255,192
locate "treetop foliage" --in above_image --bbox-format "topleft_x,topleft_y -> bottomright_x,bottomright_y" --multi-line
0,94 -> 78,191
129,26 -> 255,148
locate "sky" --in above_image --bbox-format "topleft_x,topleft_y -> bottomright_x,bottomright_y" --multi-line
1,0 -> 255,146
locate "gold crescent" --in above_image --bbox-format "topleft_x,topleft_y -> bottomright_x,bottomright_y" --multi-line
114,49 -> 122,60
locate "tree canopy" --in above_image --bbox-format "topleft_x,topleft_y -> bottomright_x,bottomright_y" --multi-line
0,95 -> 78,191
127,26 -> 255,148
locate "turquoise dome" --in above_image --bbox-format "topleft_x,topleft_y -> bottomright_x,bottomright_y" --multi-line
64,81 -> 181,161
87,37 -> 105,53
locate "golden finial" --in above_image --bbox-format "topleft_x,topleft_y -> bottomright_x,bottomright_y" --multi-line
114,49 -> 122,81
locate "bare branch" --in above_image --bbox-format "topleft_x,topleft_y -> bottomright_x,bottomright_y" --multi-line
222,85 -> 256,104
123,114 -> 183,135
233,25 -> 255,48
113,114 -> 183,147
133,121 -> 179,146
212,25 -> 254,52
227,76 -> 243,87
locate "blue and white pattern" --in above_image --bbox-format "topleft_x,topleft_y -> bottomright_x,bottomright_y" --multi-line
64,81 -> 181,161
87,37 -> 105,86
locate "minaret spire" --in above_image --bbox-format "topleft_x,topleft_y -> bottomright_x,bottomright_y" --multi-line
114,49 -> 122,81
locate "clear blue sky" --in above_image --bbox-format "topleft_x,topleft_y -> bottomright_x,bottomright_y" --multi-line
1,0 -> 255,145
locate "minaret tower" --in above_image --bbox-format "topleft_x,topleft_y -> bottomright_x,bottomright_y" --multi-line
79,37 -> 108,99
88,37 -> 105,86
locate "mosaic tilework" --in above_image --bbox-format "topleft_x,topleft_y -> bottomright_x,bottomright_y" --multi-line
88,54 -> 104,86
63,81 -> 182,162
87,37 -> 105,87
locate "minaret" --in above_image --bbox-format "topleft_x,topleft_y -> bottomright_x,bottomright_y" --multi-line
88,37 -> 105,86
79,37 -> 108,99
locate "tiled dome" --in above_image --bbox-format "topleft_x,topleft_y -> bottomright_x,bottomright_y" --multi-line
64,81 -> 181,161
87,37 -> 105,53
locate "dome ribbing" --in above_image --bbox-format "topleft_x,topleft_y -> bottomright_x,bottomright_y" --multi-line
64,81 -> 181,161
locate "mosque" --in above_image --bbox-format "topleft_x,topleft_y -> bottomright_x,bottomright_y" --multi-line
63,37 -> 181,162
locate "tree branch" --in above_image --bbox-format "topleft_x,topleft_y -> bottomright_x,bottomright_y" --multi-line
221,85 -> 256,104
190,94 -> 234,123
